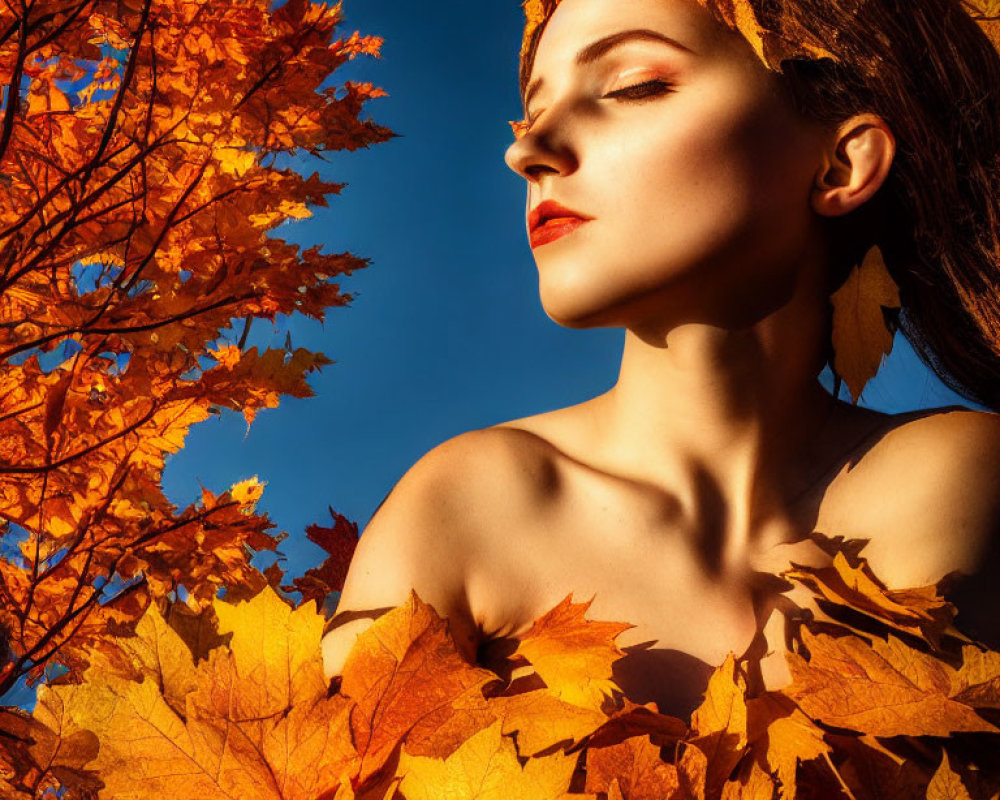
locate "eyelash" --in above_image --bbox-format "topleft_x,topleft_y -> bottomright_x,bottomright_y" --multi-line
516,78 -> 674,139
603,78 -> 674,101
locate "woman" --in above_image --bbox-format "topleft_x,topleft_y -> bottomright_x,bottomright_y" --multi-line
322,0 -> 1000,717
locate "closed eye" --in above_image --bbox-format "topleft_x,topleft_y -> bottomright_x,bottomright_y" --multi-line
604,78 -> 674,101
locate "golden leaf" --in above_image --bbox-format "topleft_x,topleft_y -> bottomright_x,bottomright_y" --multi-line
782,551 -> 954,647
512,595 -> 632,712
684,654 -> 749,798
585,733 -> 681,799
397,720 -> 579,800
746,693 -> 830,800
949,644 -> 1000,709
786,629 -> 997,737
340,592 -> 500,785
34,588 -> 355,799
926,752 -> 973,800
830,246 -> 901,404
230,475 -> 265,509
493,690 -> 609,756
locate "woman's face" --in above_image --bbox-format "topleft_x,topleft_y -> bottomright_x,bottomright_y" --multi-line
505,0 -> 831,334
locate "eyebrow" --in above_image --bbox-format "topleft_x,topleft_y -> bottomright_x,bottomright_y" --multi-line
523,28 -> 694,112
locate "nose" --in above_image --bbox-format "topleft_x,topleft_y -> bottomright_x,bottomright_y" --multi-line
504,121 -> 577,182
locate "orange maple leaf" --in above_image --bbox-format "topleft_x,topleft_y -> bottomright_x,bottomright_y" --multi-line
513,595 -> 632,712
786,628 -> 998,737
339,591 -> 501,787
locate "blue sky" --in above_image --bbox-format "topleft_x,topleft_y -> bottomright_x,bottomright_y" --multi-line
162,2 -> 973,582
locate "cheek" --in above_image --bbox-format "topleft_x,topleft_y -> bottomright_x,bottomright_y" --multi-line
604,97 -> 815,266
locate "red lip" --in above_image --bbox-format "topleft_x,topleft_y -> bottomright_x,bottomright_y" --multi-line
528,200 -> 593,249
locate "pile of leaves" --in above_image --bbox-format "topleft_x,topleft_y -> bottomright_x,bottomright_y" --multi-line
16,536 -> 1000,799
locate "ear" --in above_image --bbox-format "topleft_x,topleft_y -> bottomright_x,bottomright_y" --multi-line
811,114 -> 895,218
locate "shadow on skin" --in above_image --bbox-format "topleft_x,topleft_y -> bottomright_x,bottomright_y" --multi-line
612,643 -> 717,719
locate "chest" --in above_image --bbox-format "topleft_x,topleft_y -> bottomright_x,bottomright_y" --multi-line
471,471 -> 845,717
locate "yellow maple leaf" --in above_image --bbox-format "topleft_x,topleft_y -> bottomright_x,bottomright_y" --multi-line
586,732 -> 681,799
949,644 -> 1000,709
397,720 -> 580,800
230,475 -> 265,509
213,585 -> 328,710
216,148 -> 256,178
493,689 -> 608,757
746,692 -> 830,800
684,654 -> 749,798
34,588 -> 354,799
782,551 -> 954,647
513,595 -> 631,712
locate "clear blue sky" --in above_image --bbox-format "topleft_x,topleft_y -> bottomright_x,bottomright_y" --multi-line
162,2 -> 972,582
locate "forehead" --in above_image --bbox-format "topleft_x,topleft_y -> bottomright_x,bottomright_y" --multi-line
531,0 -> 728,74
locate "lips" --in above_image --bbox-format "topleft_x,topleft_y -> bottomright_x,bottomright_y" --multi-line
528,200 -> 593,249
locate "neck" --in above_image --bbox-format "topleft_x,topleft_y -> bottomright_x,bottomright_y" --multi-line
593,284 -> 841,551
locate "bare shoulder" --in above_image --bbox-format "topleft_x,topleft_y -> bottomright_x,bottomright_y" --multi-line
321,426 -> 559,679
850,406 -> 1000,611
868,406 -> 1000,517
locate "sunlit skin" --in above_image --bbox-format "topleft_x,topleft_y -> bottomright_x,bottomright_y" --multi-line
323,0 -> 1000,716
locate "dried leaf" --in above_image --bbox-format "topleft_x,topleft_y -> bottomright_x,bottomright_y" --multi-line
33,588 -> 355,799
685,654 -> 749,798
786,629 -> 997,737
513,595 -> 632,712
340,592 -> 500,785
926,753 -> 973,800
397,720 -> 579,800
783,552 -> 954,647
830,246 -> 901,403
585,733 -> 681,799
494,690 -> 609,756
746,693 -> 830,800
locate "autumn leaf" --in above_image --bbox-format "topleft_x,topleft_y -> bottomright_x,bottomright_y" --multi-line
830,246 -> 901,403
746,693 -> 830,800
291,508 -> 360,607
827,733 -> 932,800
585,733 -> 681,799
21,546 -> 1000,800
587,699 -> 689,751
397,720 -> 581,800
493,690 -> 610,757
0,706 -> 100,798
785,629 -> 997,737
339,591 -> 501,787
950,644 -> 1000,708
926,753 -> 974,800
681,654 -> 749,799
0,0 -> 390,709
782,551 -> 955,647
966,1 -> 1000,53
719,758 -> 779,800
512,595 -> 632,712
34,588 -> 356,800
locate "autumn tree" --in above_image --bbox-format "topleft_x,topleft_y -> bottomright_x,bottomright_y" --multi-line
0,0 -> 388,789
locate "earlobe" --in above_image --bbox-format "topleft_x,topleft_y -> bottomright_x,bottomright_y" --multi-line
812,114 -> 896,218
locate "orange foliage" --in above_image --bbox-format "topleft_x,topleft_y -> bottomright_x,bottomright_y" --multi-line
0,0 -> 387,790
4,0 -> 1000,796
22,538 -> 1000,799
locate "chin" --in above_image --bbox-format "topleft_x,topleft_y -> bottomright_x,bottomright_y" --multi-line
538,290 -> 635,330
537,283 -> 608,329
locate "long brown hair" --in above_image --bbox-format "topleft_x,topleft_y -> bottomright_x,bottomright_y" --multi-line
520,1 -> 1000,410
